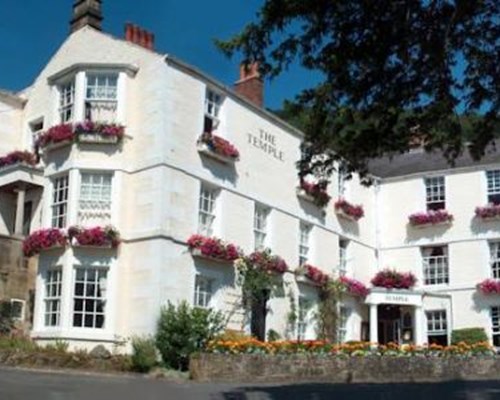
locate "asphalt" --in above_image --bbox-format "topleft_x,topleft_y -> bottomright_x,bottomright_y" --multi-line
2,367 -> 500,400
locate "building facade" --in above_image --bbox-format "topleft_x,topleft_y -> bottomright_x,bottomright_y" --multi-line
0,2 -> 499,350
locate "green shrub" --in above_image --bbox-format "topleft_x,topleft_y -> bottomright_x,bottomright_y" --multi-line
451,328 -> 488,345
131,336 -> 158,373
155,301 -> 225,370
267,329 -> 281,342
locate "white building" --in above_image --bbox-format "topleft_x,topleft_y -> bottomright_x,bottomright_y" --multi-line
0,1 -> 499,350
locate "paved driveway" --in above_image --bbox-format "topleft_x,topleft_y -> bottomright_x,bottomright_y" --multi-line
2,367 -> 500,400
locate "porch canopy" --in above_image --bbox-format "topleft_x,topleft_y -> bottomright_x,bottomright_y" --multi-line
365,288 -> 425,345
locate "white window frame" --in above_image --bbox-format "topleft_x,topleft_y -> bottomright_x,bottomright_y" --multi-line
85,73 -> 118,101
193,274 -> 214,309
298,222 -> 311,266
58,79 -> 75,123
44,268 -> 62,327
338,306 -> 350,343
10,299 -> 26,321
297,296 -> 313,340
422,246 -> 449,285
426,310 -> 447,336
204,89 -> 223,133
338,238 -> 349,276
198,184 -> 218,236
254,204 -> 269,251
51,174 -> 69,228
72,266 -> 108,329
490,242 -> 500,279
79,172 -> 113,224
487,170 -> 500,205
425,176 -> 445,211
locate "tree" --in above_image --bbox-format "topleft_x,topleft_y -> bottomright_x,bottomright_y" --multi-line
217,1 -> 499,183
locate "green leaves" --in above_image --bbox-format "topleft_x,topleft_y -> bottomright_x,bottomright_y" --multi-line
218,0 -> 499,182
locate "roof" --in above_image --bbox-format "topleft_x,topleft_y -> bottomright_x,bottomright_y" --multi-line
0,89 -> 26,107
368,143 -> 500,179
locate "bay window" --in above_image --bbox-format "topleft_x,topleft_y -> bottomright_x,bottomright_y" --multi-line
59,80 -> 75,123
85,73 -> 118,122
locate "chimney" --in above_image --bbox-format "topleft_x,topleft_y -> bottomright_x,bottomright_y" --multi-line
234,62 -> 264,107
124,23 -> 155,51
70,0 -> 103,33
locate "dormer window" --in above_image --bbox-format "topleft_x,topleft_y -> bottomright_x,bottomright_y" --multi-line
204,89 -> 223,133
85,73 -> 118,122
59,80 -> 75,123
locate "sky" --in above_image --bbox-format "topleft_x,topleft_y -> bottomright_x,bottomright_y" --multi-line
0,0 -> 318,111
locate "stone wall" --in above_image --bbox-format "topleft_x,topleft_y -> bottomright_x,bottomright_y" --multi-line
0,234 -> 36,326
190,353 -> 500,383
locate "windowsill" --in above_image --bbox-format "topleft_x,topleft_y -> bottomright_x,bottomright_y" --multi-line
410,221 -> 452,229
32,328 -> 116,342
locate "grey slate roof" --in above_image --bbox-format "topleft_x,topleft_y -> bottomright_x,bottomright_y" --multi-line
368,144 -> 500,178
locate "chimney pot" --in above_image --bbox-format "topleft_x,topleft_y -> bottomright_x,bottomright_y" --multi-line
124,23 -> 155,51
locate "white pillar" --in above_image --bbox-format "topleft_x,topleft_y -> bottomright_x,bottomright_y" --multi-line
14,186 -> 26,235
369,303 -> 378,345
414,306 -> 425,345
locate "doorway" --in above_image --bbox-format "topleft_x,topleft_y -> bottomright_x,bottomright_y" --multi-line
378,305 -> 401,344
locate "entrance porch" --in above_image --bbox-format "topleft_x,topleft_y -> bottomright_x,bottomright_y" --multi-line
365,288 -> 425,345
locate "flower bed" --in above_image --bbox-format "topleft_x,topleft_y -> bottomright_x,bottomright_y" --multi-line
205,338 -> 493,357
197,132 -> 239,161
68,226 -> 120,248
297,180 -> 331,208
371,269 -> 417,289
0,151 -> 37,169
334,198 -> 364,221
297,264 -> 330,286
475,204 -> 500,220
187,234 -> 241,262
408,210 -> 453,227
339,276 -> 369,297
477,279 -> 500,295
36,121 -> 125,149
22,228 -> 67,257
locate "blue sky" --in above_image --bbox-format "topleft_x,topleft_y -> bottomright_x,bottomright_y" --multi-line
0,0 -> 317,110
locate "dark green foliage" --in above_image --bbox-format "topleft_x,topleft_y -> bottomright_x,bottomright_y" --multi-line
451,328 -> 488,345
218,1 -> 500,183
267,329 -> 281,342
0,302 -> 14,335
155,301 -> 225,370
131,336 -> 158,373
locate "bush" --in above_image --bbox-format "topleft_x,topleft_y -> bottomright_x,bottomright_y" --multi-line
451,328 -> 488,345
131,336 -> 158,373
267,329 -> 281,342
155,301 -> 225,370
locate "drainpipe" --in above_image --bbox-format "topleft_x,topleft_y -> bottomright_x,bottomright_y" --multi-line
374,178 -> 381,271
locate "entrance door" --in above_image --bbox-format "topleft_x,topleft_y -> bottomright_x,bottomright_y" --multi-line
378,305 -> 402,344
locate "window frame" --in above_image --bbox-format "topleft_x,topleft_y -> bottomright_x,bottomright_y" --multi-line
297,295 -> 313,340
78,172 -> 113,224
204,88 -> 223,133
72,266 -> 108,330
491,306 -> 500,347
338,238 -> 349,276
10,298 -> 26,321
193,274 -> 214,309
198,184 -> 218,236
298,222 -> 311,266
426,310 -> 447,336
44,267 -> 63,328
51,174 -> 70,229
486,170 -> 500,205
254,204 -> 270,251
425,176 -> 446,211
489,242 -> 500,279
58,79 -> 76,123
338,306 -> 351,343
422,245 -> 449,286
